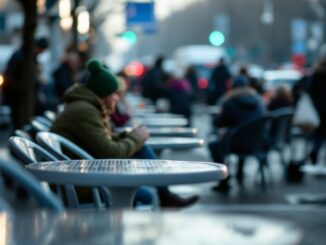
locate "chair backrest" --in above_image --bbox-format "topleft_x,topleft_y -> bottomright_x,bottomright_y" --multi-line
8,136 -> 58,164
14,129 -> 33,141
44,110 -> 57,122
228,115 -> 271,155
269,108 -> 294,148
34,116 -> 52,128
0,160 -> 63,211
36,132 -> 94,160
31,119 -> 50,133
7,136 -> 84,209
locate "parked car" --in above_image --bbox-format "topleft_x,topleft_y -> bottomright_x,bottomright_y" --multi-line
263,69 -> 302,101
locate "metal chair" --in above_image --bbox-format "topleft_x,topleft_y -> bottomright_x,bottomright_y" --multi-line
0,159 -> 63,212
268,108 -> 294,167
223,115 -> 272,190
36,132 -> 94,160
34,116 -> 52,128
36,132 -> 111,208
7,136 -> 100,209
36,132 -> 159,209
14,129 -> 33,141
44,110 -> 57,122
31,119 -> 50,132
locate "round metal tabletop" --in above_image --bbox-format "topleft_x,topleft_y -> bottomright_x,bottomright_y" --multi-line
27,159 -> 226,187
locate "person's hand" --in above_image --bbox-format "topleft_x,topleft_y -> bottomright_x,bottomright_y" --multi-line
132,126 -> 149,141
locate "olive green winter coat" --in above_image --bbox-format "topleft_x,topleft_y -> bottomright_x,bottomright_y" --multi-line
51,84 -> 145,158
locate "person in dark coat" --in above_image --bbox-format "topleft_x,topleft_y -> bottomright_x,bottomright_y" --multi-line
207,58 -> 232,105
2,37 -> 49,130
308,59 -> 326,164
208,76 -> 266,191
111,76 -> 131,127
141,55 -> 168,104
166,74 -> 193,125
52,46 -> 78,103
185,65 -> 199,101
267,85 -> 293,111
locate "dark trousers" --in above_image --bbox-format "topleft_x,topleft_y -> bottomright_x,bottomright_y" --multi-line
132,144 -> 170,204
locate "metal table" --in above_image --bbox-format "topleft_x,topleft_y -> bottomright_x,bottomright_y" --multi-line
116,127 -> 198,137
2,210 -> 302,245
27,159 -> 226,208
147,137 -> 204,150
148,127 -> 198,137
132,112 -> 184,118
130,118 -> 188,127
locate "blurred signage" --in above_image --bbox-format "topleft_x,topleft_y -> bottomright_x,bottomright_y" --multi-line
291,18 -> 307,59
291,19 -> 307,41
126,2 -> 156,34
292,40 -> 306,54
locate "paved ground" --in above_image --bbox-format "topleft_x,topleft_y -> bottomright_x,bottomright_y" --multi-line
0,103 -> 325,244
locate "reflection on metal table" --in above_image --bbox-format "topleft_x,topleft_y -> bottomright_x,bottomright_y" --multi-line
26,159 -> 226,208
130,118 -> 188,127
1,210 -> 302,245
146,137 -> 204,150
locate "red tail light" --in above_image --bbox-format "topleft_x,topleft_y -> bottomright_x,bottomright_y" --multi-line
198,77 -> 208,89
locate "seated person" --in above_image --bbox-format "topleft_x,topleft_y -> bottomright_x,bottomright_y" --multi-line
208,76 -> 266,192
111,76 -> 132,127
51,59 -> 199,208
267,85 -> 293,111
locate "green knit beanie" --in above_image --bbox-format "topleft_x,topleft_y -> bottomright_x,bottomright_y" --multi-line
85,59 -> 119,98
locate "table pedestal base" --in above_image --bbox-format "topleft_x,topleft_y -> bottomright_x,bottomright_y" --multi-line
109,187 -> 137,208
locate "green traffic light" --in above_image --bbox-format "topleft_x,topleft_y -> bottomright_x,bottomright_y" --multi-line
122,31 -> 137,44
209,31 -> 225,46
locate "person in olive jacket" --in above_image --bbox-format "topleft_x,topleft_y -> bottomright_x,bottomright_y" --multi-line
51,59 -> 199,208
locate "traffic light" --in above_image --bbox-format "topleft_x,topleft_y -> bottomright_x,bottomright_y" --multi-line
209,31 -> 225,46
121,31 -> 137,45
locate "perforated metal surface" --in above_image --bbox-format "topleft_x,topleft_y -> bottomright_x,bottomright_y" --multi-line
32,159 -> 220,174
27,159 -> 227,187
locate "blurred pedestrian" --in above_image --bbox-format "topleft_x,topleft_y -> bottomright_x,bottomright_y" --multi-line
207,58 -> 232,105
308,59 -> 326,164
166,73 -> 193,125
111,76 -> 132,127
52,45 -> 78,103
267,85 -> 293,111
208,76 -> 266,191
292,63 -> 312,105
185,65 -> 198,101
239,65 -> 264,94
51,59 -> 199,208
2,36 -> 49,130
141,55 -> 168,104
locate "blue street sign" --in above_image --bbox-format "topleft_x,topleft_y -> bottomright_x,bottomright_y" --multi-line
126,2 -> 156,33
